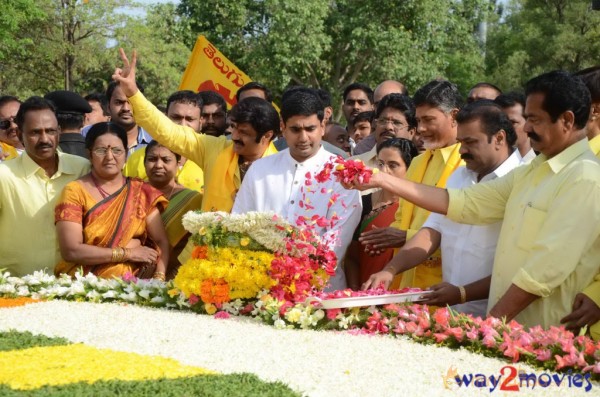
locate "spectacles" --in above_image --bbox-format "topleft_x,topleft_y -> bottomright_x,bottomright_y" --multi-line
92,147 -> 126,157
0,117 -> 16,130
376,118 -> 407,130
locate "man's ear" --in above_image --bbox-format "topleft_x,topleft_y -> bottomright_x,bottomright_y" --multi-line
450,108 -> 459,125
560,110 -> 575,131
262,130 -> 274,143
494,130 -> 506,147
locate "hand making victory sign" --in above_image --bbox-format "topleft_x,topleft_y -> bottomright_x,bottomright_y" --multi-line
112,48 -> 140,98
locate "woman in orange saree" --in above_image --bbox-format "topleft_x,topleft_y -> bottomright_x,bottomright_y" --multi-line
55,122 -> 169,279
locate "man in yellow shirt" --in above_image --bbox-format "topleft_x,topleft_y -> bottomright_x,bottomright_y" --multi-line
112,49 -> 279,213
123,90 -> 205,193
0,97 -> 90,276
360,80 -> 464,290
346,71 -> 600,330
0,96 -> 24,160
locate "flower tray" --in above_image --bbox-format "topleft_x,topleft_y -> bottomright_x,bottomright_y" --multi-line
306,291 -> 432,309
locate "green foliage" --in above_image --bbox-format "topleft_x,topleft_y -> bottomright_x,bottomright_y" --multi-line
0,331 -> 70,351
486,0 -> 600,91
0,373 -> 302,397
177,0 -> 491,114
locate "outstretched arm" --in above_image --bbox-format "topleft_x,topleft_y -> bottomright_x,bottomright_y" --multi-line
345,171 -> 450,216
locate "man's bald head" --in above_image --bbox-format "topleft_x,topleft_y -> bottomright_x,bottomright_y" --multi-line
374,80 -> 407,106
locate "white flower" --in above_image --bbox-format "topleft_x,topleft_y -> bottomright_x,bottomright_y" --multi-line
274,319 -> 287,329
150,296 -> 164,304
138,289 -> 151,300
0,284 -> 16,294
68,281 -> 86,296
118,292 -> 137,302
16,286 -> 30,296
102,290 -> 117,299
86,290 -> 101,300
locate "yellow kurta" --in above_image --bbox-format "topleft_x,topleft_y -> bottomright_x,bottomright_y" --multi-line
584,134 -> 600,339
0,142 -> 18,161
0,152 -> 90,276
123,146 -> 205,193
447,139 -> 600,329
128,91 -> 277,212
391,143 -> 463,289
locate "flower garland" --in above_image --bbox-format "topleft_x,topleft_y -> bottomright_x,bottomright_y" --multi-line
175,211 -> 337,305
1,270 -> 599,377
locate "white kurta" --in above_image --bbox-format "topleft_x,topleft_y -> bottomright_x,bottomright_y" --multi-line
423,150 -> 522,317
232,146 -> 362,291
518,148 -> 537,164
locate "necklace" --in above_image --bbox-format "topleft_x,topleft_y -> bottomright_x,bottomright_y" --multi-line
90,173 -> 124,199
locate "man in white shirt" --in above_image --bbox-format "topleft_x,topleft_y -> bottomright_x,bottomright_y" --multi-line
233,89 -> 362,291
494,92 -> 536,164
363,101 -> 521,317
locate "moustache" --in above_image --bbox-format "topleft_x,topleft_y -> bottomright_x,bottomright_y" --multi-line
527,131 -> 541,142
35,143 -> 53,150
460,153 -> 474,160
232,139 -> 244,147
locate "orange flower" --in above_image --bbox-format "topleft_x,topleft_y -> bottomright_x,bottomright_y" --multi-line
0,297 -> 42,308
200,278 -> 230,304
191,246 -> 208,260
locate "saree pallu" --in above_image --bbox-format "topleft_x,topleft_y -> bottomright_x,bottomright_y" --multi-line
54,178 -> 168,278
163,189 -> 202,247
357,202 -> 399,284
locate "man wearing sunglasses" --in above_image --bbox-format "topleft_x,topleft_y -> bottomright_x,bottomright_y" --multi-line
0,96 -> 24,161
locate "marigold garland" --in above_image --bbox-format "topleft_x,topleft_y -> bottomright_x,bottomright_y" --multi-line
0,297 -> 42,308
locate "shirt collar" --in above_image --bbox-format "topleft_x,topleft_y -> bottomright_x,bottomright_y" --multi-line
137,127 -> 153,145
284,145 -> 330,168
589,134 -> 600,156
21,150 -> 84,179
534,138 -> 591,174
430,142 -> 461,162
480,150 -> 522,182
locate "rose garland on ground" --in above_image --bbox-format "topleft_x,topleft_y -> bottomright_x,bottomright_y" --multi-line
1,270 -> 599,377
174,211 -> 336,306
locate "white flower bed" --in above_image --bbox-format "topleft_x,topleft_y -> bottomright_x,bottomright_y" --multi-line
1,301 -> 597,396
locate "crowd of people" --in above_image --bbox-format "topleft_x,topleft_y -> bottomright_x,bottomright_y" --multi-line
1,47 -> 600,339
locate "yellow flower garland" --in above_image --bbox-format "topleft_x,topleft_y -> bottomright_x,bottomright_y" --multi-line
174,247 -> 275,301
0,344 -> 214,390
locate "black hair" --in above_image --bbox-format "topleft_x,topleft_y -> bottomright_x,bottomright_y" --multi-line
280,89 -> 324,123
56,113 -> 85,131
0,95 -> 21,109
455,100 -> 517,147
84,92 -> 110,116
144,140 -> 181,162
106,80 -> 144,102
413,79 -> 463,112
525,70 -> 591,130
229,97 -> 280,142
15,96 -> 56,130
316,88 -> 332,108
352,111 -> 374,126
84,122 -> 128,154
375,94 -> 417,130
199,91 -> 227,111
376,137 -> 419,169
494,92 -> 526,110
342,82 -> 374,103
236,82 -> 273,103
574,66 -> 600,103
468,82 -> 502,102
166,90 -> 203,112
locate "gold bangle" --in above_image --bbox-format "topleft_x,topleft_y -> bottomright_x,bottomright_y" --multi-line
458,286 -> 467,304
153,271 -> 166,281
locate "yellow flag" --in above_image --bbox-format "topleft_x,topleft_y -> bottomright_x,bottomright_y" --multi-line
179,35 -> 252,108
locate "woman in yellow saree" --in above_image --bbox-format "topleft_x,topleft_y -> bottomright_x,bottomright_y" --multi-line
144,141 -> 202,279
55,122 -> 170,279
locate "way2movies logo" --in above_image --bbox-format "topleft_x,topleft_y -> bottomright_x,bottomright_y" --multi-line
442,365 -> 593,392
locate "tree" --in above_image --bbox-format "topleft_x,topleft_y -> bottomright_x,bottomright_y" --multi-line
176,0 -> 491,117
114,3 -> 191,106
485,0 -> 600,91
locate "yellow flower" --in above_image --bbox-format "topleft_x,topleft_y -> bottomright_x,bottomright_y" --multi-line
335,164 -> 345,171
240,237 -> 250,247
198,227 -> 206,236
205,303 -> 217,314
0,344 -> 214,390
167,288 -> 180,298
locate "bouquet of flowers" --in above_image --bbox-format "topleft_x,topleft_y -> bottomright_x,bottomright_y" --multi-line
316,157 -> 378,184
173,211 -> 337,306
